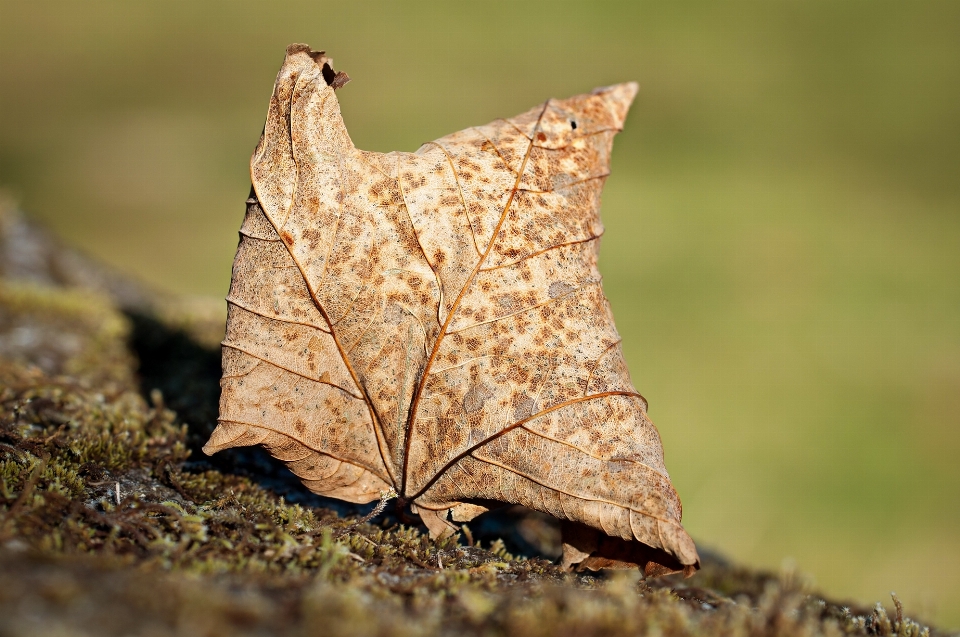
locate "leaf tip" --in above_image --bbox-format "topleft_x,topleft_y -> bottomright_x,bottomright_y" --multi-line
284,43 -> 351,90
202,422 -> 263,456
285,42 -> 314,57
592,82 -> 639,129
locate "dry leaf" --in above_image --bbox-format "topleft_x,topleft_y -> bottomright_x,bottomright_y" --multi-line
204,44 -> 699,576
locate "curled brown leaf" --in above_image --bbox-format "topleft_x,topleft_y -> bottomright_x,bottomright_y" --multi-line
204,44 -> 699,575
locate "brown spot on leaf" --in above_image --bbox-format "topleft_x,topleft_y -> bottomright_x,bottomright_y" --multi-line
548,281 -> 576,298
513,396 -> 536,420
463,382 -> 494,414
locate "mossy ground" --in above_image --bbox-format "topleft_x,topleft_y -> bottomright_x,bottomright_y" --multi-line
0,209 -> 947,636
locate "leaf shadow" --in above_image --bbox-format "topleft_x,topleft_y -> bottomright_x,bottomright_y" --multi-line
467,505 -> 563,560
125,311 -> 371,517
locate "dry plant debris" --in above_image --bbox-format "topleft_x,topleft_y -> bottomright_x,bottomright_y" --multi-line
204,44 -> 697,576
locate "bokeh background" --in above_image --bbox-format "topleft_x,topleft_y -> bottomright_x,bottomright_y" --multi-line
2,0 -> 958,627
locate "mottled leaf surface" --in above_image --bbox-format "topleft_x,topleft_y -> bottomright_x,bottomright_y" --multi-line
204,44 -> 699,574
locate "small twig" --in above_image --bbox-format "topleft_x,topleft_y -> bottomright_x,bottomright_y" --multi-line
356,535 -> 378,548
137,502 -> 182,517
337,489 -> 396,537
41,425 -> 66,445
405,550 -> 438,570
356,489 -> 396,526
115,481 -> 122,506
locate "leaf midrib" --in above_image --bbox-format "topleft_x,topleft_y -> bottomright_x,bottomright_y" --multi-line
398,101 -> 551,497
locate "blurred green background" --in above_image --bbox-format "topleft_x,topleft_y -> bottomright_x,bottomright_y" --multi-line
2,0 -> 958,627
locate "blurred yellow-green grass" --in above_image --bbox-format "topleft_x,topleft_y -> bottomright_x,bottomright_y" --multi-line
2,0 -> 958,628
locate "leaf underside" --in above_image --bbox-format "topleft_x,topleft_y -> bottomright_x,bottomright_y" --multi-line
204,44 -> 699,574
